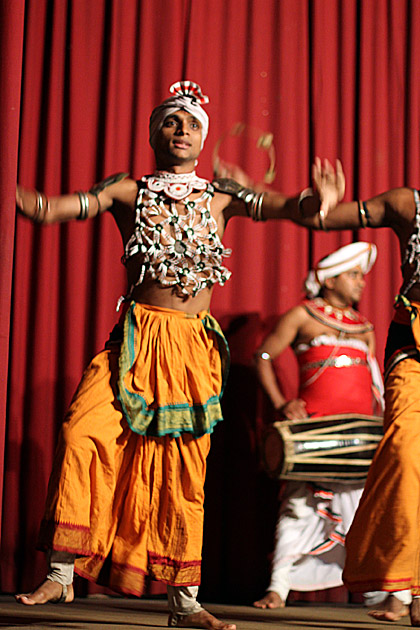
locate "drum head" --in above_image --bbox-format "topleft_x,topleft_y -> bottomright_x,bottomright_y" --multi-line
261,424 -> 285,478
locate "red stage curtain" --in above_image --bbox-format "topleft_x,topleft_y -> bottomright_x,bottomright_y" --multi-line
0,0 -> 25,545
1,0 -> 420,604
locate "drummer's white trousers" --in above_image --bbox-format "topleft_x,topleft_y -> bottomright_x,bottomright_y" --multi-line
268,481 -> 363,601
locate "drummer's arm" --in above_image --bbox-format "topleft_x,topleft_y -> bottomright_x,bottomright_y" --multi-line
254,307 -> 308,419
365,330 -> 376,357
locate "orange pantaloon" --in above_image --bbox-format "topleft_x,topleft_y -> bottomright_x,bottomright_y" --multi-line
343,303 -> 420,594
38,304 -> 227,596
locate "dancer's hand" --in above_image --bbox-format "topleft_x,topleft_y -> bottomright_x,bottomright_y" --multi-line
277,398 -> 308,421
213,158 -> 254,188
312,157 -> 345,219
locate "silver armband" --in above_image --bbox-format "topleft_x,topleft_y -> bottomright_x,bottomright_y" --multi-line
213,177 -> 266,221
254,350 -> 272,361
89,172 -> 129,196
87,172 -> 129,216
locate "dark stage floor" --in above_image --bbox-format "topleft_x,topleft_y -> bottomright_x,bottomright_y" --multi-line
0,595 -> 412,629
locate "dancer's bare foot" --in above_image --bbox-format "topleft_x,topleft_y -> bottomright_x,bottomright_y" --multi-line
367,595 -> 409,622
253,591 -> 285,609
411,598 -> 420,626
168,609 -> 236,629
15,580 -> 74,605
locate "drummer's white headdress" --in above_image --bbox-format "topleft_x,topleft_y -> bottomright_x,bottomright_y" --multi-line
304,241 -> 377,298
149,81 -> 210,150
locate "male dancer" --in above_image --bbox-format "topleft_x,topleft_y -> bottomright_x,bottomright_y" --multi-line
297,169 -> 420,626
252,242 -> 383,609
14,82 -> 342,629
210,156 -> 420,625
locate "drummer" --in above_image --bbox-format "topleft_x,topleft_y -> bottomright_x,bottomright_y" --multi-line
253,242 -> 384,610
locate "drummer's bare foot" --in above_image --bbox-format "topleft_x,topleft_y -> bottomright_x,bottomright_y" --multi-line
411,598 -> 420,626
253,591 -> 285,609
15,580 -> 74,605
168,609 -> 236,629
367,595 -> 409,622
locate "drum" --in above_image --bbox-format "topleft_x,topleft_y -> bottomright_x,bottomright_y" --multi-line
261,414 -> 383,484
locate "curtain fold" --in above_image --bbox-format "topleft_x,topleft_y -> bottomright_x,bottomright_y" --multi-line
1,0 -> 418,602
0,0 -> 25,543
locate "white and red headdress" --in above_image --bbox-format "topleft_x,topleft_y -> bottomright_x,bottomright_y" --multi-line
149,81 -> 210,150
304,241 -> 377,298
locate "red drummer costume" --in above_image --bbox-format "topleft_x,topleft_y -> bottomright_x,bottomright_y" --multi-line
296,297 -> 381,417
255,243 -> 384,604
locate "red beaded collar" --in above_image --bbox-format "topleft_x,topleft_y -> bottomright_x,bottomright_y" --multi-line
303,298 -> 373,334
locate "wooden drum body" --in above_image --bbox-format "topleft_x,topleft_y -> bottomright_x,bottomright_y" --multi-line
261,414 -> 383,485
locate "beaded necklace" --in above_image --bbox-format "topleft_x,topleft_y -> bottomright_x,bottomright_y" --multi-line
303,298 -> 373,334
146,169 -> 209,200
